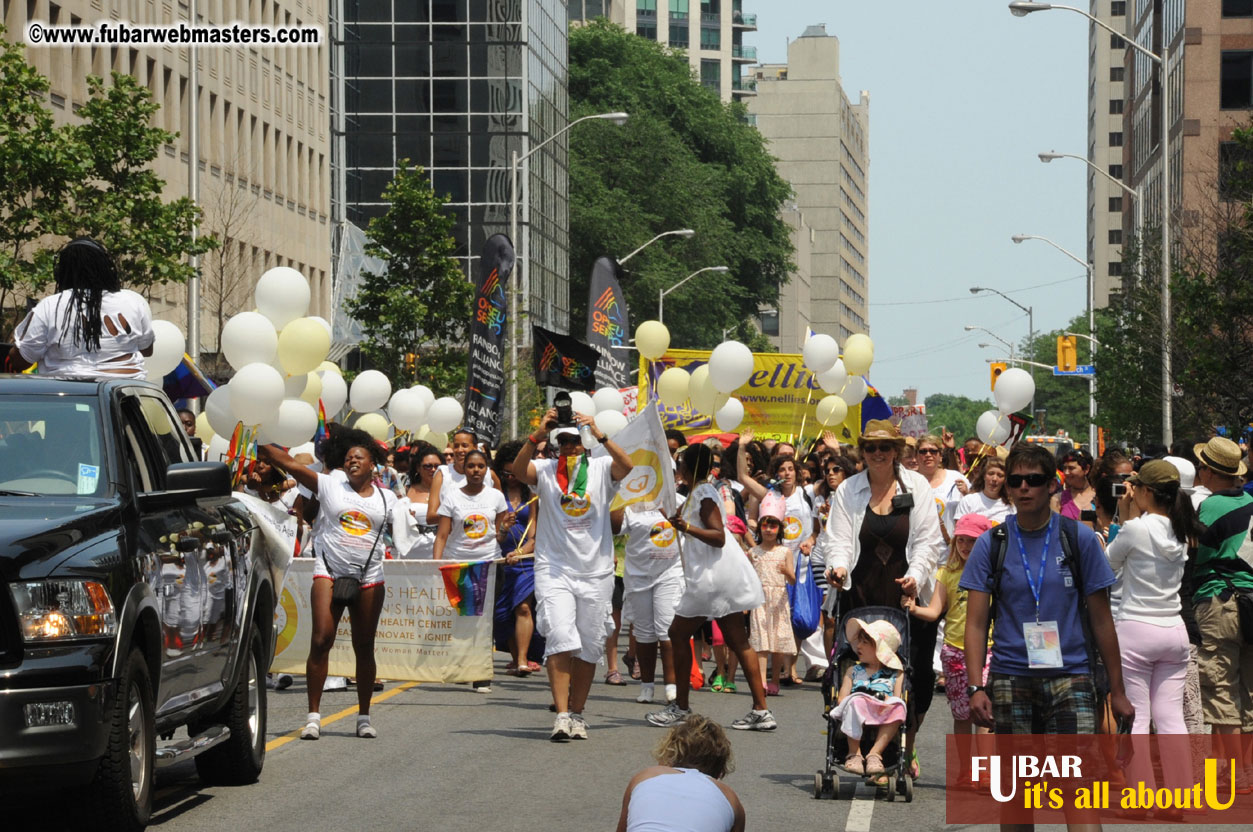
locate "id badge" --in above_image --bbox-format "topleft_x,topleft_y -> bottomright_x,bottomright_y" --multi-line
1024,620 -> 1063,669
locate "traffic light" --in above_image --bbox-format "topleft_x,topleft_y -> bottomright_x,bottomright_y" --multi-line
1056,336 -> 1077,372
990,362 -> 1008,391
403,352 -> 417,377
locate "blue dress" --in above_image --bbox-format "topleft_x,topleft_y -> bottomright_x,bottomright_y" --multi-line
492,502 -> 545,660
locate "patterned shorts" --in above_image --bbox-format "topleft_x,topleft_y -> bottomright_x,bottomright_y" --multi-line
990,673 -> 1098,734
941,643 -> 990,722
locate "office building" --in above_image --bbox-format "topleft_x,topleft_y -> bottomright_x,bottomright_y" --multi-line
569,0 -> 758,103
3,0 -> 333,359
337,0 -> 571,334
748,25 -> 870,342
1087,1 -> 1131,308
759,203 -> 813,353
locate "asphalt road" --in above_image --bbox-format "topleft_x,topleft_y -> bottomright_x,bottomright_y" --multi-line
9,647 -> 1241,831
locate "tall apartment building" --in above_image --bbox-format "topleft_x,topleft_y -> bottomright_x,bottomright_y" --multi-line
4,0 -> 332,357
1087,1 -> 1131,307
748,25 -> 870,343
568,0 -> 758,103
337,0 -> 572,334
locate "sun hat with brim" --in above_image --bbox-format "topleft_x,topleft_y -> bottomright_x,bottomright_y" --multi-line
1128,459 -> 1181,487
1162,455 -> 1196,490
953,513 -> 993,540
1193,436 -> 1248,477
859,419 -> 906,448
845,617 -> 903,671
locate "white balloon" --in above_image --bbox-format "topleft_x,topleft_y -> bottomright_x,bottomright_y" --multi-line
409,384 -> 435,411
349,370 -> 391,413
388,388 -> 427,433
976,409 -> 1012,445
426,396 -> 464,433
220,311 -> 278,371
815,395 -> 849,427
144,320 -> 185,378
815,359 -> 848,395
688,365 -> 719,414
319,369 -> 348,417
708,341 -> 754,393
204,386 -> 236,437
592,387 -> 626,415
570,391 -> 596,418
283,371 -> 307,398
298,372 -> 323,406
255,266 -> 311,330
656,367 -> 690,408
309,316 -> 333,339
594,409 -> 628,438
714,397 -> 745,432
259,399 -> 319,447
228,363 -> 284,425
994,367 -> 1036,415
802,333 -> 840,375
206,433 -> 230,463
839,375 -> 868,406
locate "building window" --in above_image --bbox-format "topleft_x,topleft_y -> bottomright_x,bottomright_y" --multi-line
1219,140 -> 1253,200
637,23 -> 657,39
1109,164 -> 1123,179
1221,51 -> 1253,109
759,308 -> 779,337
637,0 -> 657,12
1109,131 -> 1124,146
1109,196 -> 1123,212
1109,99 -> 1124,115
700,59 -> 720,89
1110,66 -> 1124,82
1223,0 -> 1253,17
1111,1 -> 1126,15
700,27 -> 720,50
1109,229 -> 1123,245
1110,33 -> 1124,49
669,26 -> 689,47
1108,261 -> 1123,277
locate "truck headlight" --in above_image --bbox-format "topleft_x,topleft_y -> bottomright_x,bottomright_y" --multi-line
10,580 -> 116,641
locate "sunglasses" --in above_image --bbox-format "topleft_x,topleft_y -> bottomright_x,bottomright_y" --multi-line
917,448 -> 942,455
419,462 -> 440,469
1006,473 -> 1051,488
860,442 -> 897,454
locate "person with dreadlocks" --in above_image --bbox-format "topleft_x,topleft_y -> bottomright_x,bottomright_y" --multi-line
6,238 -> 155,378
513,407 -> 633,742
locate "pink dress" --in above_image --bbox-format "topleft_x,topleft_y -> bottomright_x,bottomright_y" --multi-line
748,545 -> 795,655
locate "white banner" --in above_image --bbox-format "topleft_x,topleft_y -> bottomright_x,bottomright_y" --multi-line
270,560 -> 496,683
594,408 -> 677,516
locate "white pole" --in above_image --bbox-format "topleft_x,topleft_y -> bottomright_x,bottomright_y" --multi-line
509,150 -> 519,440
1160,43 -> 1172,446
186,0 -> 200,375
1087,262 -> 1096,452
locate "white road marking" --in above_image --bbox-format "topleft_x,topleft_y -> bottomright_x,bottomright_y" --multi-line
844,782 -> 877,832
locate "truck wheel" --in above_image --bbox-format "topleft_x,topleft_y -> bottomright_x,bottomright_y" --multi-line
84,648 -> 154,832
194,628 -> 266,785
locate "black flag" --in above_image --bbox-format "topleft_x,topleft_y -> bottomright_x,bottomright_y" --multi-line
585,256 -> 631,390
532,325 -> 599,392
463,234 -> 514,445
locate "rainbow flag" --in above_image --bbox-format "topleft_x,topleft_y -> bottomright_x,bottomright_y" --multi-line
314,399 -> 328,444
438,561 -> 491,616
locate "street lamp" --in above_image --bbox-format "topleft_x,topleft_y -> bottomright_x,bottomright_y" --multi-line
970,285 -> 1035,416
659,266 -> 729,324
966,325 -> 1016,360
1038,151 -> 1143,266
509,111 -> 629,437
1012,233 -> 1097,450
619,229 -> 696,265
1009,1 -> 1173,445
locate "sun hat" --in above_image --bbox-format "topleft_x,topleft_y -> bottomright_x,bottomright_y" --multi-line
1129,458 -> 1181,487
1192,436 -> 1248,477
859,419 -> 906,447
845,617 -> 903,671
1162,455 -> 1196,490
953,513 -> 993,540
758,491 -> 786,525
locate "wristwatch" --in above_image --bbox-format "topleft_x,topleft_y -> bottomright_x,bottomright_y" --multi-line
967,685 -> 986,698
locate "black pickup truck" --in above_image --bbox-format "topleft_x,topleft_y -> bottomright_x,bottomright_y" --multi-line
0,376 -> 278,831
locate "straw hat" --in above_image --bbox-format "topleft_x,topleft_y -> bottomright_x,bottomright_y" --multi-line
859,419 -> 906,448
845,617 -> 903,671
1193,436 -> 1247,478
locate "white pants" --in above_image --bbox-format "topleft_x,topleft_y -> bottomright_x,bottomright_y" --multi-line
622,575 -> 684,643
534,568 -> 615,663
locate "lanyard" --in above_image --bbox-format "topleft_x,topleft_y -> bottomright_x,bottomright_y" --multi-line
1013,515 -> 1053,622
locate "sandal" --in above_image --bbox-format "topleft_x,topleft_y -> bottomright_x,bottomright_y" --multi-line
722,682 -> 737,693
623,654 -> 639,680
505,661 -> 517,672
844,753 -> 865,775
605,670 -> 627,686
526,661 -> 543,673
865,753 -> 885,775
710,674 -> 725,692
908,749 -> 921,780
765,683 -> 780,696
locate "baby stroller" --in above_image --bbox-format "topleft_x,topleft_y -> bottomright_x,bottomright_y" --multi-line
814,603 -> 913,802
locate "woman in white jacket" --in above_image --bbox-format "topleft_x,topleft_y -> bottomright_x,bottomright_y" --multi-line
822,419 -> 945,782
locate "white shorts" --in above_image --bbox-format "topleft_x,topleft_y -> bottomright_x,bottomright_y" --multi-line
622,576 -> 684,643
313,549 -> 385,589
534,568 -> 615,663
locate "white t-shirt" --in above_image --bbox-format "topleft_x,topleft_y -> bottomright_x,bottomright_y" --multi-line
1106,513 -> 1188,625
534,454 -> 618,578
437,486 -> 508,561
953,491 -> 1016,526
1190,485 -> 1212,512
438,464 -> 466,498
310,470 -> 394,578
780,488 -> 814,554
15,289 -> 155,379
620,507 -> 684,588
929,468 -> 970,535
392,495 -> 437,559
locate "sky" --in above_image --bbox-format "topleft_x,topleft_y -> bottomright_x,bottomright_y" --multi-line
742,1 -> 1093,404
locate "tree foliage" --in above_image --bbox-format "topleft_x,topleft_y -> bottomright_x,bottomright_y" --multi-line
345,162 -> 472,394
1017,316 -> 1094,441
567,21 -> 795,349
923,393 -> 994,444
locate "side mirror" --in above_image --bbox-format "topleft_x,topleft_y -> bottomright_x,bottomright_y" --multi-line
139,462 -> 232,510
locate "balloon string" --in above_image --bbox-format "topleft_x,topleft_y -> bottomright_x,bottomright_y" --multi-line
794,384 -> 815,448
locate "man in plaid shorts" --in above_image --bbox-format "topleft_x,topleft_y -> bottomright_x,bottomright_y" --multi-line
961,443 -> 1134,740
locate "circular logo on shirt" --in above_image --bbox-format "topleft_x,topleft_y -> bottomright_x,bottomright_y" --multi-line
649,520 -> 676,548
560,493 -> 591,517
462,514 -> 489,539
935,497 -> 946,517
273,586 -> 299,658
784,515 -> 803,541
339,510 -> 372,536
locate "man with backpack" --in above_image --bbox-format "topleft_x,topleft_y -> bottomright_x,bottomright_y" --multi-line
960,443 -> 1134,743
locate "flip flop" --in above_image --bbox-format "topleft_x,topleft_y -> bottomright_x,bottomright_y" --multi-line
908,749 -> 921,780
526,661 -> 543,673
605,670 -> 627,686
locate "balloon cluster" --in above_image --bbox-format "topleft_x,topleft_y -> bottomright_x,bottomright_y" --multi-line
804,332 -> 875,427
636,321 -> 748,431
975,367 -> 1035,446
348,370 -> 463,448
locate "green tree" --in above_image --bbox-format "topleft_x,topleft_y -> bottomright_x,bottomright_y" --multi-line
345,162 -> 472,393
567,21 -> 795,349
923,393 -> 993,443
1017,316 -> 1094,441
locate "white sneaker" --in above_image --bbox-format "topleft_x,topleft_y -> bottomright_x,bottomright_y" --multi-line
636,683 -> 655,704
646,702 -> 691,727
731,709 -> 777,731
473,681 -> 492,694
357,719 -> 377,738
551,712 -> 573,742
323,675 -> 348,691
300,720 -> 321,740
570,713 -> 589,739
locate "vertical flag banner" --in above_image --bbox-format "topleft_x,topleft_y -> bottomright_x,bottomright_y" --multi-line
464,234 -> 514,445
532,325 -> 600,391
585,256 -> 631,390
595,408 -> 678,516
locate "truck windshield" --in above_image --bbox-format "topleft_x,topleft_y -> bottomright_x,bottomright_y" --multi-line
0,395 -> 107,496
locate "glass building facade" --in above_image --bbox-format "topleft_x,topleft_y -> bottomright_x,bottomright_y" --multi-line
338,0 -> 571,335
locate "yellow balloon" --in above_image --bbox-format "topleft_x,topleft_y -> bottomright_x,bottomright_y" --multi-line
843,333 -> 875,375
657,367 -> 690,408
816,395 -> 849,427
356,412 -> 389,441
277,317 -> 332,376
635,320 -> 671,361
194,412 -> 214,443
688,365 -> 718,414
317,360 -> 341,375
299,371 -> 323,406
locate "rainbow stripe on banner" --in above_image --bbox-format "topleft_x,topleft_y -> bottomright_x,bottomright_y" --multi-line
438,561 -> 491,616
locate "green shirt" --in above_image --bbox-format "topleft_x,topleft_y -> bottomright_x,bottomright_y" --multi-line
1194,489 -> 1253,602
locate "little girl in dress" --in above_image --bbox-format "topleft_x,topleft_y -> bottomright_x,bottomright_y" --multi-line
832,617 -> 907,776
748,492 -> 796,696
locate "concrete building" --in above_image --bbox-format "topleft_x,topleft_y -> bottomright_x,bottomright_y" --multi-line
1086,0 -> 1131,308
337,0 -> 572,334
3,0 -> 333,359
759,203 -> 812,353
568,0 -> 759,103
748,25 -> 870,343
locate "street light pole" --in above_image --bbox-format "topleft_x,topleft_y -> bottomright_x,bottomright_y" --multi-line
970,286 -> 1035,419
1010,1 -> 1172,446
659,266 -> 730,325
966,325 -> 1016,362
508,111 -> 629,438
619,228 -> 696,265
1038,151 -> 1143,268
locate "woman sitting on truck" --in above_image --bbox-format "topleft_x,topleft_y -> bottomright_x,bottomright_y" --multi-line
5,238 -> 155,379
